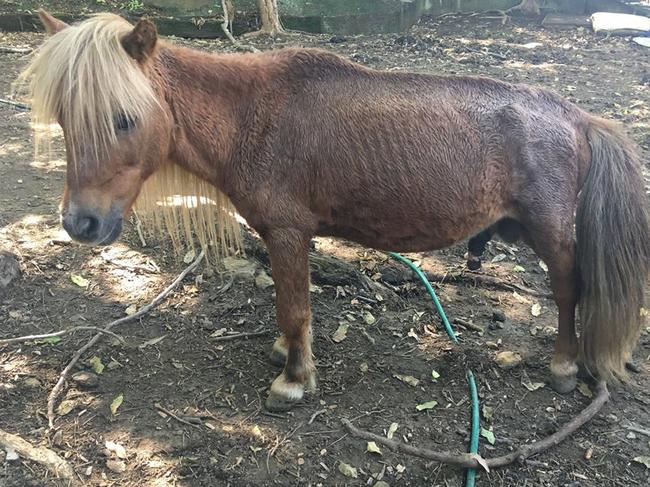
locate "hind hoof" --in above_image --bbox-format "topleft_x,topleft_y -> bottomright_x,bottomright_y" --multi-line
625,361 -> 641,374
550,373 -> 577,394
467,257 -> 482,271
269,336 -> 288,367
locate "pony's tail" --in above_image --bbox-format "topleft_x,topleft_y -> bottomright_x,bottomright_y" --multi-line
576,118 -> 650,381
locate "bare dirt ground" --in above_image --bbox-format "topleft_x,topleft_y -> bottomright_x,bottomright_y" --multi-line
1,12 -> 650,487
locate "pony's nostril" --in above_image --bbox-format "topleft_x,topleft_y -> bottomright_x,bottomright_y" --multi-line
77,215 -> 100,240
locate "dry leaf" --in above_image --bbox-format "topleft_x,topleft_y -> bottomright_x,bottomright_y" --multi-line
480,427 -> 496,445
89,356 -> 104,374
431,370 -> 440,381
387,422 -> 398,439
416,400 -> 437,411
363,312 -> 376,325
491,253 -> 506,263
366,441 -> 382,455
538,261 -> 548,272
125,304 -> 137,316
338,462 -> 358,478
105,441 -> 127,459
332,323 -> 349,343
531,303 -> 542,317
56,399 -> 77,416
106,459 -> 126,473
394,374 -> 420,387
183,250 -> 196,264
633,456 -> 650,468
578,382 -> 593,398
70,274 -> 89,287
110,394 -> 124,415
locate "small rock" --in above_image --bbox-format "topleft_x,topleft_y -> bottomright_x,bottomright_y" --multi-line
0,251 -> 20,289
495,351 -> 522,369
492,310 -> 506,322
329,35 -> 347,43
222,257 -> 256,280
374,482 -> 390,487
106,459 -> 127,473
5,448 -> 19,461
72,371 -> 99,389
23,377 -> 41,388
254,270 -> 274,289
489,321 -> 505,330
626,432 -> 637,440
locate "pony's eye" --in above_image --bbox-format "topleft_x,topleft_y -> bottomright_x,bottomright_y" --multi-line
115,113 -> 136,132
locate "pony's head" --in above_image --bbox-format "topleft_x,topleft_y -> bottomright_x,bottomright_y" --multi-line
18,10 -> 171,245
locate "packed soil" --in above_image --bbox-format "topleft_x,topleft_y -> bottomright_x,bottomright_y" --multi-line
1,11 -> 650,487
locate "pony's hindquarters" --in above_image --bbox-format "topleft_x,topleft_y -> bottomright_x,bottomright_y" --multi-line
577,119 -> 650,381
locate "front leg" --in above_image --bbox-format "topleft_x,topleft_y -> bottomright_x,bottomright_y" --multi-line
264,228 -> 316,411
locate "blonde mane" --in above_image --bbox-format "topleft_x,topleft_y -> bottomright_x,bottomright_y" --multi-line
16,13 -> 242,262
16,13 -> 157,163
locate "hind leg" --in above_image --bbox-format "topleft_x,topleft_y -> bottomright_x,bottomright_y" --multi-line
467,226 -> 495,270
524,221 -> 579,393
263,229 -> 316,411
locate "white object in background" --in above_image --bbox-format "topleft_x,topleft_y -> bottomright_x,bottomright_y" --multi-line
591,12 -> 650,35
632,37 -> 650,47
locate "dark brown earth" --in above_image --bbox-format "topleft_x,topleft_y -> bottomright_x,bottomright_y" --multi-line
1,11 -> 650,487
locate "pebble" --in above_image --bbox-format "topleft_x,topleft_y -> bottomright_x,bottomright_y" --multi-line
495,351 -> 522,369
492,310 -> 506,322
72,371 -> 99,388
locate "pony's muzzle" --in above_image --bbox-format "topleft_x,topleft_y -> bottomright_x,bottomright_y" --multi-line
61,207 -> 123,245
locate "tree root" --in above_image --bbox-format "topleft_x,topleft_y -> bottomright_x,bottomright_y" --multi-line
343,382 -> 609,470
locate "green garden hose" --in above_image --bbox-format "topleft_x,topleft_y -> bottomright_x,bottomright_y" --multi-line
388,252 -> 479,487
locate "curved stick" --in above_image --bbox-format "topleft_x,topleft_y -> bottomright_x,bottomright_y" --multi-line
0,326 -> 125,346
343,382 -> 609,470
46,251 -> 205,428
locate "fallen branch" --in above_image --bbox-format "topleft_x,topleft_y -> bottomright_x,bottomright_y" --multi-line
426,270 -> 552,299
0,326 -> 125,346
0,46 -> 32,54
0,98 -> 30,111
453,318 -> 484,334
0,428 -> 77,484
343,382 -> 609,470
47,250 -> 205,428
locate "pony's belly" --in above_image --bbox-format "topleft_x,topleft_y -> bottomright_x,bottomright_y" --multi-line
316,216 -> 470,253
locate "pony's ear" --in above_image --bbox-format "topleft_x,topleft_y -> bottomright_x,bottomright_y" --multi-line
38,9 -> 69,35
121,19 -> 158,64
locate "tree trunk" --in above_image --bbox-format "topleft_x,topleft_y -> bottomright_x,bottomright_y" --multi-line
256,0 -> 283,36
508,0 -> 541,15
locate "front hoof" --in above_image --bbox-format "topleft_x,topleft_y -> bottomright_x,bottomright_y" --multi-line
265,374 -> 304,412
550,372 -> 577,394
625,361 -> 641,374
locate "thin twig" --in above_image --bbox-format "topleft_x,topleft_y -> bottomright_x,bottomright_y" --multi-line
0,98 -> 30,111
0,428 -> 77,483
308,409 -> 327,425
0,326 -> 125,346
47,251 -> 205,428
210,328 -> 270,342
453,318 -> 485,333
154,403 -> 202,429
343,382 -> 609,470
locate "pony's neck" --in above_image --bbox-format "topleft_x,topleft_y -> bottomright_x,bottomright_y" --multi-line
158,45 -> 269,191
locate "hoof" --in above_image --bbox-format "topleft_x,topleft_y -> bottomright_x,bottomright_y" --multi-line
265,372 -> 316,412
467,257 -> 482,271
550,372 -> 577,394
269,336 -> 288,367
625,361 -> 641,374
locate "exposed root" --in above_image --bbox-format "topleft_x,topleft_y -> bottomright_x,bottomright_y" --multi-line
343,382 -> 609,470
0,428 -> 78,484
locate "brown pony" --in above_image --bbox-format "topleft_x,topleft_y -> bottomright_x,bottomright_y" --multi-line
19,11 -> 650,411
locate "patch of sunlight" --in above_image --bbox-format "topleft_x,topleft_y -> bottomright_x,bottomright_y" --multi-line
503,61 -> 559,73
0,142 -> 27,156
29,157 -> 66,171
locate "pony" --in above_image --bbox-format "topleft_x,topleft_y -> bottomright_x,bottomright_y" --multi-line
18,10 -> 650,412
